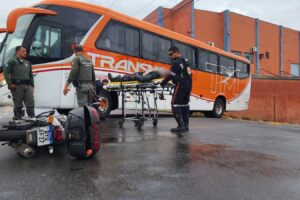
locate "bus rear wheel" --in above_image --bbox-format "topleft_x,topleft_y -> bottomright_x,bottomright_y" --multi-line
205,98 -> 225,118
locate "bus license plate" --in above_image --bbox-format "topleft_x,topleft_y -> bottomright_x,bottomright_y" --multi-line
37,126 -> 52,146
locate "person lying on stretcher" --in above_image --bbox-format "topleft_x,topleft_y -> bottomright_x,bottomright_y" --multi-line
108,68 -> 173,83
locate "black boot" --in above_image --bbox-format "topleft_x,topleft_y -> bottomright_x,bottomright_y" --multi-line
171,107 -> 186,133
13,107 -> 23,120
182,106 -> 190,131
27,107 -> 35,118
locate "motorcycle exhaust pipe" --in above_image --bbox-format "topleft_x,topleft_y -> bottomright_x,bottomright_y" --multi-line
16,144 -> 36,158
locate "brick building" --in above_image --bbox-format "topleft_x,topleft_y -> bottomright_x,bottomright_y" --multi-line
144,0 -> 300,123
144,0 -> 300,77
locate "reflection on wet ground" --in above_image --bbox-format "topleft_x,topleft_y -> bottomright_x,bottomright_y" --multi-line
99,118 -> 300,179
1,107 -> 300,199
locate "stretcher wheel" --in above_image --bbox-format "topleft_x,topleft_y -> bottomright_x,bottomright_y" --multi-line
153,119 -> 158,127
119,120 -> 124,128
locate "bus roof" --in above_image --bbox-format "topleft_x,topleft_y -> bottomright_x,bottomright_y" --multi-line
38,0 -> 250,63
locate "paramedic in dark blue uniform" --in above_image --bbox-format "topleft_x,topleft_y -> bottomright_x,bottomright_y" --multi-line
161,46 -> 192,133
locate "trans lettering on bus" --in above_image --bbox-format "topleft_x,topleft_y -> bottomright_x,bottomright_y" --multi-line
87,52 -> 165,73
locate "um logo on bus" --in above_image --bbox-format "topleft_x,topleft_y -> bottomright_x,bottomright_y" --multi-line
206,63 -> 240,95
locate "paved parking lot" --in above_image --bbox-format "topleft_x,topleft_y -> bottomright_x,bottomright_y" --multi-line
0,107 -> 300,200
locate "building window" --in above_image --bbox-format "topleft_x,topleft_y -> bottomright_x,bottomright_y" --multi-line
244,52 -> 253,63
290,64 -> 300,77
231,50 -> 242,57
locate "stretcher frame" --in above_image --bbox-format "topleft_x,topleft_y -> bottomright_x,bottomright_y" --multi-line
106,80 -> 173,129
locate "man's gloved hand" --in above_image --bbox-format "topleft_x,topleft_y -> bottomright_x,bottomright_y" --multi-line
8,84 -> 16,90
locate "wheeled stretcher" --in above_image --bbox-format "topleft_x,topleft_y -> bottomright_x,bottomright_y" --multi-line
106,80 -> 173,129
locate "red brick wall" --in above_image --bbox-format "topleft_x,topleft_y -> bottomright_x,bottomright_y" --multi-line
230,13 -> 256,73
143,9 -> 159,25
227,79 -> 300,124
283,28 -> 299,75
259,22 -> 280,76
170,0 -> 193,37
195,10 -> 224,49
163,8 -> 173,30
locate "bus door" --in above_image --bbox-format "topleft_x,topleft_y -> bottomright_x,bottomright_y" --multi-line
23,20 -> 64,108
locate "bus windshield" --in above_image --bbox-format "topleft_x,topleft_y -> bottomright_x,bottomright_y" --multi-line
0,14 -> 35,66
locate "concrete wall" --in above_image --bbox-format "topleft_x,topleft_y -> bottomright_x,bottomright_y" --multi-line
227,78 -> 300,124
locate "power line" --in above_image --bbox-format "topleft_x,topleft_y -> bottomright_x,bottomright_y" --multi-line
149,0 -> 194,25
132,0 -> 160,17
144,0 -> 193,24
132,0 -> 180,18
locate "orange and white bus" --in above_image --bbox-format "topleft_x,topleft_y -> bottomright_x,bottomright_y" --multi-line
0,0 -> 251,118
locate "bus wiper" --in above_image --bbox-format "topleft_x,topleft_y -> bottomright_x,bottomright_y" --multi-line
0,37 -> 8,66
0,33 -> 8,54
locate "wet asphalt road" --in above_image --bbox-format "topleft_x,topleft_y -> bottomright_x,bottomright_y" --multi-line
0,108 -> 300,200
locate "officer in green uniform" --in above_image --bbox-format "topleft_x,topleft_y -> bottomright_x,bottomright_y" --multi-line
3,46 -> 35,119
63,45 -> 96,106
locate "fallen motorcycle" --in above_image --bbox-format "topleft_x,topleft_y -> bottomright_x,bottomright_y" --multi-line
0,106 -> 100,159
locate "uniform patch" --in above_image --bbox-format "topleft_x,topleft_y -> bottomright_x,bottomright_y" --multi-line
4,64 -> 8,68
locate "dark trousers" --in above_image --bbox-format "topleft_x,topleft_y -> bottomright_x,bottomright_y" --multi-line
171,81 -> 191,128
11,84 -> 35,117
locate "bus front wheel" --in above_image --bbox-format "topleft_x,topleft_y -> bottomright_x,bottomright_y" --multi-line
205,98 -> 225,118
97,91 -> 112,119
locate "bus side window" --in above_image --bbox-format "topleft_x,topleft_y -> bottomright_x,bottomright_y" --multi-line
198,49 -> 208,71
96,21 -> 125,54
125,27 -> 140,57
198,49 -> 218,73
220,56 -> 235,77
174,42 -> 195,68
158,37 -> 171,64
207,53 -> 218,73
29,25 -> 62,59
142,32 -> 159,61
236,61 -> 249,79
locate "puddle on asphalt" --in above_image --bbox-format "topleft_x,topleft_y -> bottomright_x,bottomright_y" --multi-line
186,142 -> 300,178
100,134 -> 156,143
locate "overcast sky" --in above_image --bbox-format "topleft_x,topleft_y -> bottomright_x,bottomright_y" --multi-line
1,0 -> 300,41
